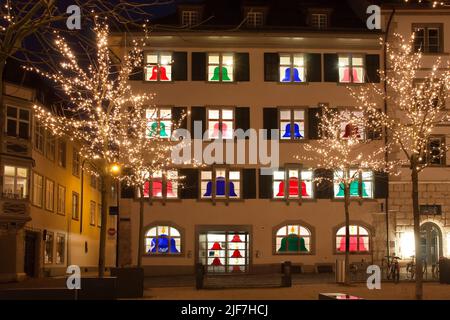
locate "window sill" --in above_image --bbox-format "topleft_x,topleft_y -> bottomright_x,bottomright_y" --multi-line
142,253 -> 185,258
274,252 -> 314,256
271,198 -> 316,203
276,82 -> 310,86
56,212 -> 65,216
335,251 -> 371,255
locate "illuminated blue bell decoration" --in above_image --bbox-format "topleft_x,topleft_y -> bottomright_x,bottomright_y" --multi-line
150,234 -> 179,253
203,177 -> 238,197
282,123 -> 303,139
282,68 -> 302,82
336,181 -> 368,197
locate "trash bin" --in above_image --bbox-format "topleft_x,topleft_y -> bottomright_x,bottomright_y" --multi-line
439,258 -> 450,284
336,260 -> 345,284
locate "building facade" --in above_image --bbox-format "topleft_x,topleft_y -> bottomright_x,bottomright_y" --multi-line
0,79 -> 117,282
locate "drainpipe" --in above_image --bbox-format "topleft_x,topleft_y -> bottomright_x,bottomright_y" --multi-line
80,159 -> 87,234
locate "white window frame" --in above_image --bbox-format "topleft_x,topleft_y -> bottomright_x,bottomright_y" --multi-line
57,185 -> 66,215
206,107 -> 235,140
181,10 -> 199,26
279,108 -> 306,140
200,167 -> 242,201
310,13 -> 328,29
207,53 -> 234,82
89,201 -> 96,226
72,192 -> 79,220
272,167 -> 314,200
338,53 -> 365,84
55,233 -> 66,265
145,52 -> 173,82
279,53 -> 306,83
45,178 -> 55,211
146,108 -> 173,139
140,169 -> 179,200
246,11 -> 263,27
32,172 -> 43,207
5,105 -> 30,139
34,120 -> 45,153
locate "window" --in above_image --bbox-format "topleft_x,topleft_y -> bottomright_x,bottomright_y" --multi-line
280,109 -> 305,140
45,179 -> 54,211
279,54 -> 306,83
57,140 -> 66,167
97,204 -> 102,227
6,106 -> 30,139
339,110 -> 365,140
310,13 -> 328,29
89,201 -> 96,226
72,192 -> 79,220
420,205 -> 442,216
145,53 -> 172,82
181,10 -> 199,26
34,121 -> 45,153
207,108 -> 234,139
141,170 -> 179,199
246,11 -> 263,27
57,185 -> 66,215
201,168 -> 241,199
32,173 -> 43,207
273,169 -> 313,199
413,25 -> 442,53
336,225 -> 370,253
72,148 -> 80,177
338,54 -> 365,84
422,136 -> 445,166
45,131 -> 55,161
90,174 -> 97,188
44,231 -> 54,264
208,53 -> 234,82
199,231 -> 249,273
276,225 -> 312,253
146,108 -> 172,139
56,233 -> 65,264
3,165 -> 28,199
334,170 -> 374,199
145,226 -> 181,254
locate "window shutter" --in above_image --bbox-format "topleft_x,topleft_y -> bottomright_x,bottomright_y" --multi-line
179,169 -> 199,199
367,109 -> 382,140
374,171 -> 389,199
263,108 -> 278,139
308,107 -> 322,140
235,107 -> 250,133
314,169 -> 334,199
324,54 -> 339,82
120,181 -> 135,199
243,169 -> 256,199
190,107 -> 206,139
365,54 -> 380,83
171,107 -> 188,130
235,53 -> 250,82
258,169 -> 273,199
306,53 -> 322,82
192,52 -> 206,81
172,52 -> 188,81
128,51 -> 144,81
264,53 -> 279,82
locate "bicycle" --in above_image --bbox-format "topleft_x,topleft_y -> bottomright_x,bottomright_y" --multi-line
385,255 -> 401,283
406,255 -> 427,280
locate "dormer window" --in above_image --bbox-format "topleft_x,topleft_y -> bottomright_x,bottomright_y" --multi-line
181,10 -> 199,27
310,13 -> 328,29
246,11 -> 264,27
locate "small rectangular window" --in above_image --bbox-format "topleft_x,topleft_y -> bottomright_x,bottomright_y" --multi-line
181,10 -> 199,26
6,106 -> 30,139
339,110 -> 366,140
44,231 -> 54,264
334,170 -> 374,199
141,170 -> 179,199
247,11 -> 264,27
56,233 -> 65,264
45,131 -> 55,161
280,109 -> 305,140
34,121 -> 45,153
311,13 -> 328,29
413,25 -> 442,53
57,185 -> 66,215
90,201 -> 96,226
273,168 -> 313,199
422,136 -> 446,166
45,178 -> 54,211
207,108 -> 234,139
146,108 -> 172,139
72,192 -> 79,220
57,140 -> 66,168
145,53 -> 172,82
97,204 -> 102,227
200,168 -> 241,199
279,54 -> 306,83
72,148 -> 80,177
338,54 -> 365,84
90,174 -> 97,188
32,173 -> 43,207
3,165 -> 28,199
208,53 -> 234,82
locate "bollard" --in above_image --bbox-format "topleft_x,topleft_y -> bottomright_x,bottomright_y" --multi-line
282,261 -> 292,287
195,263 -> 205,290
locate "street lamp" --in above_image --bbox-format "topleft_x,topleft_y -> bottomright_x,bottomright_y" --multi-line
110,163 -> 122,176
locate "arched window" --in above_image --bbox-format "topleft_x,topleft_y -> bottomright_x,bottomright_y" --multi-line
145,226 -> 181,254
276,224 -> 311,253
336,225 -> 370,253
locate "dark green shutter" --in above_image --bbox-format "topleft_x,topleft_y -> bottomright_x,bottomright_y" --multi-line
128,51 -> 144,81
258,169 -> 273,199
308,107 -> 322,140
235,107 -> 250,133
235,53 -> 250,82
263,108 -> 278,139
324,54 -> 339,82
190,107 -> 206,139
374,171 -> 389,199
179,169 -> 199,199
264,53 -> 279,82
306,53 -> 322,82
365,54 -> 380,83
192,52 -> 206,81
243,169 -> 256,199
314,169 -> 334,199
171,107 -> 187,130
172,52 -> 188,81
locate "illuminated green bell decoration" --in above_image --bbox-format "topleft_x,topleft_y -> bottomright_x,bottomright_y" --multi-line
148,122 -> 168,137
278,234 -> 308,252
210,66 -> 231,81
159,122 -> 168,137
336,181 -> 368,197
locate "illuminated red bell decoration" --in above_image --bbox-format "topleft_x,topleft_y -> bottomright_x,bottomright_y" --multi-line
231,250 -> 243,258
148,66 -> 169,81
152,179 -> 163,197
338,236 -> 367,252
342,123 -> 361,139
210,242 -> 222,250
340,68 -> 361,83
232,266 -> 242,273
231,234 -> 242,242
276,178 -> 309,197
149,66 -> 158,80
211,257 -> 223,266
213,122 -> 228,138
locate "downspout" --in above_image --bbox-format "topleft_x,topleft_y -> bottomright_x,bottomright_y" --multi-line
384,8 -> 396,259
80,159 -> 87,234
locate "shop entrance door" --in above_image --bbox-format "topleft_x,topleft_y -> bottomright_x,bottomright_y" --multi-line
420,222 -> 443,266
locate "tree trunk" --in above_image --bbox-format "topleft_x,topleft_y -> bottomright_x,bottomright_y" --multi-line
411,164 -> 423,300
137,185 -> 144,267
98,173 -> 111,278
344,182 -> 351,285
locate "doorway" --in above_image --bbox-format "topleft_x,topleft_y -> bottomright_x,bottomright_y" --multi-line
24,231 -> 39,277
420,222 -> 443,266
